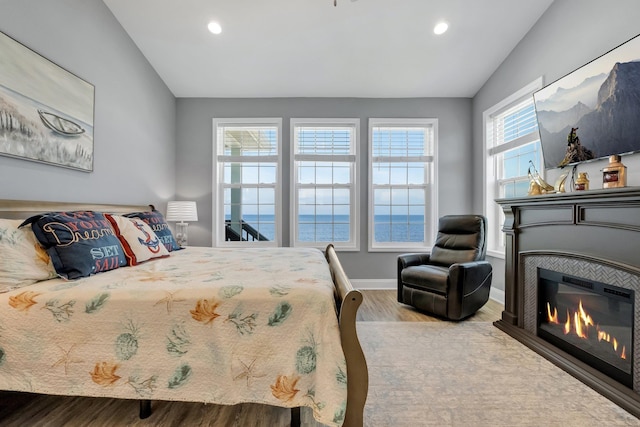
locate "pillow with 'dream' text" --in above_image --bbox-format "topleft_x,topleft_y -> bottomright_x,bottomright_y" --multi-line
20,211 -> 127,280
123,209 -> 181,252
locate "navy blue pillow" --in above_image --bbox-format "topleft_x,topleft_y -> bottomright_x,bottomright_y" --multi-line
20,211 -> 127,279
123,209 -> 181,252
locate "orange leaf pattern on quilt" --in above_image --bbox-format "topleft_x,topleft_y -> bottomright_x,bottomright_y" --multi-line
190,298 -> 221,325
90,361 -> 121,386
271,374 -> 300,402
8,291 -> 40,312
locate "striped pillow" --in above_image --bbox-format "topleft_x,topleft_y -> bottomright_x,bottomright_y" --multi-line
105,214 -> 170,265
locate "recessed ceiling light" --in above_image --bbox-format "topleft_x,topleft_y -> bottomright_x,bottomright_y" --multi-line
433,22 -> 448,35
207,21 -> 222,35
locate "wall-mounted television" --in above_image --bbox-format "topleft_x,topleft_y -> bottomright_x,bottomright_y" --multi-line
533,33 -> 640,170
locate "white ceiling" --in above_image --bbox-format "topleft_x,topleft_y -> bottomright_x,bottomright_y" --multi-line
103,0 -> 554,98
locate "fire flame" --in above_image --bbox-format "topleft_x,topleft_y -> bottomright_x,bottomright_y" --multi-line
578,301 -> 594,328
547,299 -> 627,360
598,331 -> 610,342
547,303 -> 559,324
574,312 -> 587,338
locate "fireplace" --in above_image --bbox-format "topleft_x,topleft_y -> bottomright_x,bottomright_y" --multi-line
537,268 -> 634,388
495,187 -> 640,417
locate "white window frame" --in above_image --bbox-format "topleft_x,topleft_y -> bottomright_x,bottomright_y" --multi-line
368,118 -> 438,252
483,78 -> 543,258
212,118 -> 282,247
290,118 -> 360,251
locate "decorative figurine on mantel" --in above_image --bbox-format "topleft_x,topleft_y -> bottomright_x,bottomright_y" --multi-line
602,154 -> 627,188
553,172 -> 568,193
574,172 -> 590,191
527,160 -> 554,196
558,127 -> 595,167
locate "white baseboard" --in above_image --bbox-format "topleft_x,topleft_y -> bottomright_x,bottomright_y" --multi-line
350,279 -> 506,305
490,287 -> 505,305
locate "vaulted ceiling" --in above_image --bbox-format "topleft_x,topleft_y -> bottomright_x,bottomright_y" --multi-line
103,0 -> 554,98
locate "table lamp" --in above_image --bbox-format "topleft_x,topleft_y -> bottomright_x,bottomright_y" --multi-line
166,201 -> 198,247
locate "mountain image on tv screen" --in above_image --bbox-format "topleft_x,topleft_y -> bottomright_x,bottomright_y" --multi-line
533,34 -> 640,170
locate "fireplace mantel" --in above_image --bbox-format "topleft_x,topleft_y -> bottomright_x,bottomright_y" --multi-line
495,186 -> 640,417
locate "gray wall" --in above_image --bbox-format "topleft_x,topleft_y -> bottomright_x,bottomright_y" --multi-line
176,97 -> 473,280
472,0 -> 640,295
0,0 -> 176,207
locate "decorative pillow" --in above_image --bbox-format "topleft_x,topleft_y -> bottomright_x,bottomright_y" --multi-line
123,209 -> 181,252
105,214 -> 170,265
0,219 -> 57,293
20,211 -> 127,280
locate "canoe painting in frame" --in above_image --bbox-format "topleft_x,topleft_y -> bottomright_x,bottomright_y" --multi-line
0,31 -> 94,172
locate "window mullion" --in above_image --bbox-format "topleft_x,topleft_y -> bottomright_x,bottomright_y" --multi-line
295,154 -> 355,162
218,155 -> 278,162
488,133 -> 538,156
372,156 -> 433,163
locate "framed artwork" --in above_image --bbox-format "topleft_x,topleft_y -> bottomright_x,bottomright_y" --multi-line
534,33 -> 640,170
0,31 -> 94,172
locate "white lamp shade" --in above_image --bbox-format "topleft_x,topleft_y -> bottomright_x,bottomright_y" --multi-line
166,201 -> 198,222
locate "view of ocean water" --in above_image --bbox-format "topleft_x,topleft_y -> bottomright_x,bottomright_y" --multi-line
230,214 -> 425,242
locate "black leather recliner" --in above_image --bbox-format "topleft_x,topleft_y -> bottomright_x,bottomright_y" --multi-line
397,215 -> 493,320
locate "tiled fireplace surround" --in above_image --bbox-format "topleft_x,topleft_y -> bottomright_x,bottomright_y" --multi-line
495,187 -> 640,417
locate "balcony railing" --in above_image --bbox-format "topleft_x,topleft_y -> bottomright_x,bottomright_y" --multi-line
224,220 -> 270,242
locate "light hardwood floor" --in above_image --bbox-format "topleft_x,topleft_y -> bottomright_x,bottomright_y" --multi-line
0,290 -> 504,426
357,289 -> 503,322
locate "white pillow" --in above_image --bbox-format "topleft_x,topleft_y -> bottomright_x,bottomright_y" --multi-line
0,219 -> 57,293
106,214 -> 170,265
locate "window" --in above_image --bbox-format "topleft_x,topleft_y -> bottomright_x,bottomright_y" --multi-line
213,118 -> 282,247
291,119 -> 359,250
484,78 -> 543,255
368,118 -> 437,251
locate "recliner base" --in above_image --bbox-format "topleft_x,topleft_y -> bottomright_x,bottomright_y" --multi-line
400,285 -> 447,318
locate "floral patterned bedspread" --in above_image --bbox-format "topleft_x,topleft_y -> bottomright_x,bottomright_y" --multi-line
0,247 -> 347,426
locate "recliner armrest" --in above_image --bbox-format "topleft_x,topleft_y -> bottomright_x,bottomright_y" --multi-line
448,261 -> 493,296
397,253 -> 431,302
397,253 -> 431,269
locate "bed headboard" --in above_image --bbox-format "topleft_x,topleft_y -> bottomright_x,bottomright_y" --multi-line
0,199 -> 153,220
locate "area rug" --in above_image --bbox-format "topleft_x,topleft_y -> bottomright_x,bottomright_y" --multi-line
357,321 -> 639,427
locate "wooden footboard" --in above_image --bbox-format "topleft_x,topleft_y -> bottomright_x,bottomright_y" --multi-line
325,244 -> 368,427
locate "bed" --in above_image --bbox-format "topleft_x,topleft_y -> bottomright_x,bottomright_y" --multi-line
0,199 -> 368,427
